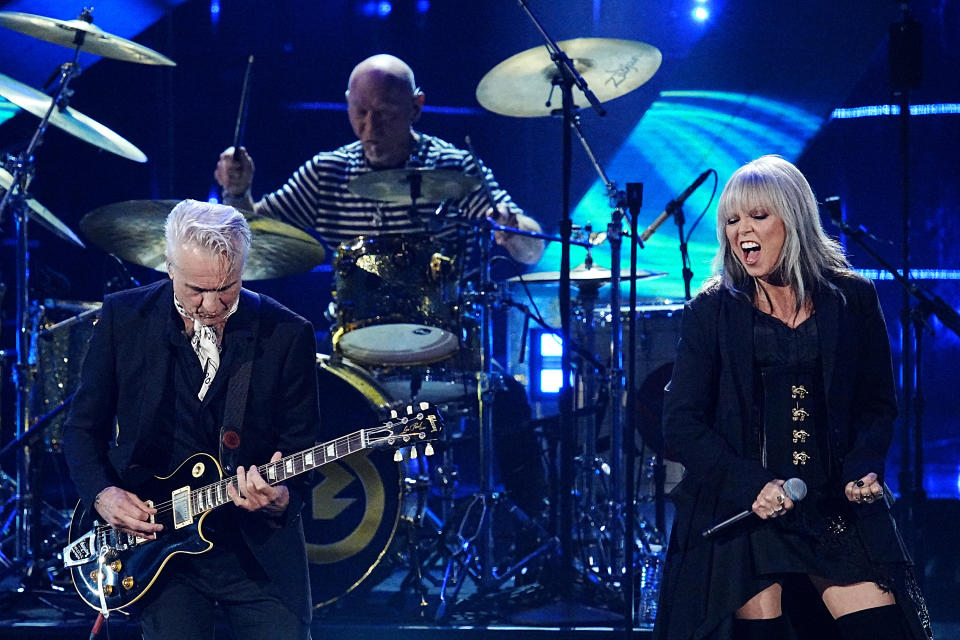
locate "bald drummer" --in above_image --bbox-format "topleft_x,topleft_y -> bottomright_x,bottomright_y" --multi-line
215,53 -> 544,265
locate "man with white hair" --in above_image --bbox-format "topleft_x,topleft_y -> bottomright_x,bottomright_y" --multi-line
64,199 -> 319,639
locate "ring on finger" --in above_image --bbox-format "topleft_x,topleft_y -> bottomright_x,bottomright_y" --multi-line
776,494 -> 785,505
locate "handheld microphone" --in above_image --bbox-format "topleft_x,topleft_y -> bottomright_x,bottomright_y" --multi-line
640,169 -> 712,242
701,477 -> 807,538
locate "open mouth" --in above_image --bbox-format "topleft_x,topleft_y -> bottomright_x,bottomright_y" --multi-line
740,241 -> 761,265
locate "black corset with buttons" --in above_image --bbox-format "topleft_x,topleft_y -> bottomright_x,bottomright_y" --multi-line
753,309 -> 830,489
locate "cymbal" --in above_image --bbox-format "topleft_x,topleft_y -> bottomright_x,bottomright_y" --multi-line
0,72 -> 146,162
348,168 -> 481,204
476,38 -> 662,118
507,263 -> 665,284
0,11 -> 176,66
0,167 -> 85,248
80,200 -> 327,280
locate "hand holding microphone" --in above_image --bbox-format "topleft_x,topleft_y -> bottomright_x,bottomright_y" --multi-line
701,477 -> 807,538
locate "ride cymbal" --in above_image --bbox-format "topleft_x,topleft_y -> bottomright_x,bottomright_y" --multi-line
80,200 -> 327,280
0,72 -> 146,162
348,168 -> 481,204
0,167 -> 84,248
476,38 -> 662,118
0,11 -> 176,66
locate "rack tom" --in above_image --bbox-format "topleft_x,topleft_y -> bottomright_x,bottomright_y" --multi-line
332,233 -> 459,366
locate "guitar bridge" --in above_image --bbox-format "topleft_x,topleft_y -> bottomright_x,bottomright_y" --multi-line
63,529 -> 96,567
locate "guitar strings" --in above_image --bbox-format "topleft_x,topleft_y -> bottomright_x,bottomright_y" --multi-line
88,430 -> 373,536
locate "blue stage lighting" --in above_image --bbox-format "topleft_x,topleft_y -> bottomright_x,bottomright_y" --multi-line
527,330 -> 565,397
210,0 -> 221,26
693,6 -> 709,21
416,0 -> 430,13
377,1 -> 393,16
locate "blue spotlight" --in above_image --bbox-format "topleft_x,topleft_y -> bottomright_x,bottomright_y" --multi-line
416,0 -> 430,13
210,0 -> 221,26
693,6 -> 709,21
377,1 -> 393,16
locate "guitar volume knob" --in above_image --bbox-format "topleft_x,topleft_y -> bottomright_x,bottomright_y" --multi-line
122,577 -> 135,590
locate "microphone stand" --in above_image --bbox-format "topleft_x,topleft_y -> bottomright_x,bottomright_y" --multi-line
827,198 -> 960,579
887,0 -> 924,561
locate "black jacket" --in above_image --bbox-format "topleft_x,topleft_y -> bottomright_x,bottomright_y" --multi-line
64,279 -> 321,623
652,273 -> 926,639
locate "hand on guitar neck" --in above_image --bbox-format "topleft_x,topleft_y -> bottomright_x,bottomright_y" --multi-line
226,450 -> 290,517
94,486 -> 163,539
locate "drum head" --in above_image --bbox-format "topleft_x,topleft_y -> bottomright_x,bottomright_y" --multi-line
338,323 -> 459,366
306,356 -> 403,607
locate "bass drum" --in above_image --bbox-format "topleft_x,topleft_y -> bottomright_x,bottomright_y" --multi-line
305,354 -> 426,608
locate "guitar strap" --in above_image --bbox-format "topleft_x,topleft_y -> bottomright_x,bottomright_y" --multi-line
218,293 -> 258,474
219,358 -> 252,474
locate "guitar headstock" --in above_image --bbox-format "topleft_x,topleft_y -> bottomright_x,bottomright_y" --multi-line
365,402 -> 444,460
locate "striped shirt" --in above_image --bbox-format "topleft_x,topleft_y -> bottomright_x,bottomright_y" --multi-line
253,133 -> 523,254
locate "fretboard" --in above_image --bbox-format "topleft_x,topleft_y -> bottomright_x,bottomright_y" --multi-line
188,430 -> 369,515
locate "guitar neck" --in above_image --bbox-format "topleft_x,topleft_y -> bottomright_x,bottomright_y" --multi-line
189,430 -> 369,515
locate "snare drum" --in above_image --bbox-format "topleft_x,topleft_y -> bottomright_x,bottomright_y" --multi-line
332,233 -> 460,366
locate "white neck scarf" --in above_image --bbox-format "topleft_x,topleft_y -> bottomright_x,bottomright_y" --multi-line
173,294 -> 239,401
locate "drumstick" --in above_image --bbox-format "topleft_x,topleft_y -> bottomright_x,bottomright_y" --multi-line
232,55 -> 254,161
464,136 -> 500,215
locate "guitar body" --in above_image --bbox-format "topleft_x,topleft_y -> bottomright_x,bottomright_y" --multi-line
67,453 -> 223,612
63,403 -> 443,613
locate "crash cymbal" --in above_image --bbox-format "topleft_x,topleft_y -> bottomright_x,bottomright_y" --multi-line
348,168 -> 481,204
507,262 -> 665,284
477,38 -> 662,118
0,167 -> 84,248
80,200 -> 327,280
0,11 -> 176,66
0,72 -> 146,162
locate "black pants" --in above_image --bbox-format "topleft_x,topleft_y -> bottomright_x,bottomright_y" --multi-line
138,546 -> 309,640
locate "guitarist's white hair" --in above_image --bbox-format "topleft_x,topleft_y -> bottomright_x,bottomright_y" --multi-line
164,199 -> 251,275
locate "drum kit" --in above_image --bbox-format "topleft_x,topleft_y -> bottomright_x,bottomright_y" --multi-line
0,5 -> 681,626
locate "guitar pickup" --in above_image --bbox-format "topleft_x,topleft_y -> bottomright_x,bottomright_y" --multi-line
171,486 -> 194,529
63,529 -> 96,568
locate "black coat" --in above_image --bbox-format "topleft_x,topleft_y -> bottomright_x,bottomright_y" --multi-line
652,273 -> 924,640
63,279 -> 321,624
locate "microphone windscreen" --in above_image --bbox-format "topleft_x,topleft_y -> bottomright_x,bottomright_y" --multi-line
784,477 -> 808,502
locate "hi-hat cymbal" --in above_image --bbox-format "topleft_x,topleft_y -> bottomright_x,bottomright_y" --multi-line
348,168 -> 481,204
0,167 -> 84,248
507,262 -> 665,285
0,72 -> 146,162
477,38 -> 662,118
80,200 -> 327,280
0,11 -> 176,66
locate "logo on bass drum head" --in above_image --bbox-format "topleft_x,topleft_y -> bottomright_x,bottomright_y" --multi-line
303,448 -> 401,606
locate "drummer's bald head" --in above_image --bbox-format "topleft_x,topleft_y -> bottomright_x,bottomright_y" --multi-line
165,199 -> 251,275
346,54 -> 419,98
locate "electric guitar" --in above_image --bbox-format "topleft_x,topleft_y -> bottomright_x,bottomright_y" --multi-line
63,402 -> 442,613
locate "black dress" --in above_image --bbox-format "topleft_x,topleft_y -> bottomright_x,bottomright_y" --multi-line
748,310 -> 883,587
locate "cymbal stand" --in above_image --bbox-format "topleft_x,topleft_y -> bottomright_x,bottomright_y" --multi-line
434,217 -> 557,621
569,111 -> 656,630
0,51 -> 84,584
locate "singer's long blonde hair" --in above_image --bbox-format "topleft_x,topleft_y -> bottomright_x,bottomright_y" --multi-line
711,155 -> 851,307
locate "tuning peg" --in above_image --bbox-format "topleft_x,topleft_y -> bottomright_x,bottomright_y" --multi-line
410,447 -> 418,459
424,443 -> 434,456
419,401 -> 429,411
394,450 -> 403,462
406,404 -> 414,415
390,408 -> 398,419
